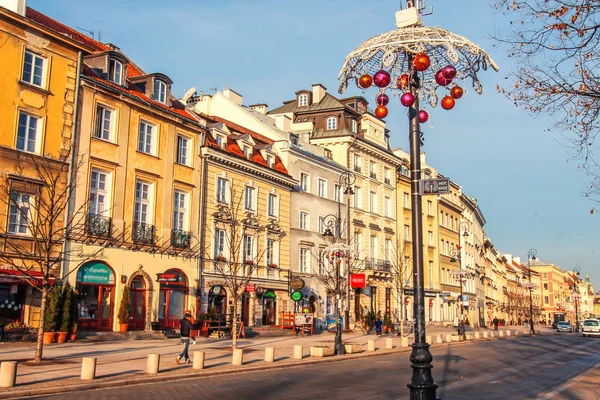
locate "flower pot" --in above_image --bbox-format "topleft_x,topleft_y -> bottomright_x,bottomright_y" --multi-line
119,323 -> 129,332
69,333 -> 77,341
43,332 -> 56,344
310,346 -> 334,358
344,343 -> 362,354
56,332 -> 69,344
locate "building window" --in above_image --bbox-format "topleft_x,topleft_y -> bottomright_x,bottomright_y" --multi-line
89,169 -> 110,217
351,119 -> 358,133
353,154 -> 362,173
8,192 -> 31,235
369,191 -> 377,213
543,272 -> 548,279
428,231 -> 433,246
22,50 -> 46,87
428,261 -> 434,286
16,112 -> 41,153
242,235 -> 254,261
370,161 -> 377,179
544,295 -> 549,304
266,238 -> 277,266
242,145 -> 251,158
154,79 -> 167,104
384,167 -> 390,184
353,232 -> 361,256
300,172 -> 309,192
326,117 -> 337,130
543,283 -> 548,290
403,192 -> 410,208
370,235 -> 378,259
94,105 -> 114,141
214,229 -> 226,258
268,193 -> 278,218
215,134 -> 225,148
266,154 -> 274,168
244,186 -> 256,211
300,211 -> 309,230
324,149 -> 332,159
318,216 -> 325,234
354,186 -> 362,209
404,225 -> 410,241
384,197 -> 391,217
134,180 -> 153,224
427,200 -> 432,215
216,177 -> 228,203
385,239 -> 392,260
176,135 -> 190,165
400,165 -> 409,177
300,248 -> 310,273
108,59 -> 123,85
318,178 -> 327,198
298,94 -> 308,107
173,191 -> 188,231
138,121 -> 156,155
334,184 -> 340,203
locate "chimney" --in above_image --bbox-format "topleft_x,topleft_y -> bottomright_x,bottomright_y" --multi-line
223,88 -> 243,106
0,0 -> 26,16
312,83 -> 327,104
273,115 -> 291,132
249,103 -> 268,115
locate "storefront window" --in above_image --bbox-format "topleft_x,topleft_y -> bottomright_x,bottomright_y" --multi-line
76,262 -> 115,330
77,285 -> 99,319
0,284 -> 25,324
158,269 -> 188,329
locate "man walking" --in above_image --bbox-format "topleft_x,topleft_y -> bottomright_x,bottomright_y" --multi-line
176,312 -> 195,364
492,316 -> 499,332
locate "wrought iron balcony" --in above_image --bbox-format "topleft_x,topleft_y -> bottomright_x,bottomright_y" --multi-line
171,229 -> 191,249
132,222 -> 155,244
364,258 -> 392,272
86,214 -> 111,238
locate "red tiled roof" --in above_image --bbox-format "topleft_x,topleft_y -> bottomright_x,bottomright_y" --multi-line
209,116 -> 274,146
25,7 -> 110,52
127,63 -> 144,78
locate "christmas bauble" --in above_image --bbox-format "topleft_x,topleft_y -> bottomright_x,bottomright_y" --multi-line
441,65 -> 457,79
419,110 -> 429,123
413,53 -> 430,72
376,93 -> 389,106
397,74 -> 409,89
375,105 -> 388,118
435,70 -> 452,86
441,96 -> 455,110
373,70 -> 391,88
400,92 -> 415,107
358,74 -> 373,89
450,86 -> 464,99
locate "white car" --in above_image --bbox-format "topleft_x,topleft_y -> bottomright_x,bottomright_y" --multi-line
581,319 -> 600,337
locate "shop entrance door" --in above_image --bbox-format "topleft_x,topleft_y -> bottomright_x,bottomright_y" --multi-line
262,296 -> 276,326
241,295 -> 250,327
98,286 -> 113,330
130,277 -> 146,330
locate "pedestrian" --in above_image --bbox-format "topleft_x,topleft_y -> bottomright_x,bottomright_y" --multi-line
176,312 -> 195,364
492,316 -> 499,332
375,317 -> 383,336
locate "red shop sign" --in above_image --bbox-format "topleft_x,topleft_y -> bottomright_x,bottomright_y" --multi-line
350,273 -> 366,288
246,284 -> 255,293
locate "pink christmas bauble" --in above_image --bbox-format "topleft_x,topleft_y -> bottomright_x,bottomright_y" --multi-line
435,70 -> 452,86
419,110 -> 429,123
441,65 -> 457,79
373,70 -> 391,88
400,92 -> 415,107
376,93 -> 389,106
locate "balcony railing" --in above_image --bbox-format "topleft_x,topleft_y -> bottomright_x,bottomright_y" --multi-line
86,214 -> 111,238
171,229 -> 191,248
133,222 -> 155,244
365,258 -> 392,272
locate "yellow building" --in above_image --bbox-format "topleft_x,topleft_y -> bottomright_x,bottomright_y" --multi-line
0,3 -> 93,327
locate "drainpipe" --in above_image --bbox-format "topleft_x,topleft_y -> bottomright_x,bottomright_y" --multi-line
196,139 -> 209,320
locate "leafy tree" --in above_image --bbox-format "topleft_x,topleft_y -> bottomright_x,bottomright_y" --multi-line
118,287 -> 132,325
60,283 -> 73,332
43,286 -> 60,333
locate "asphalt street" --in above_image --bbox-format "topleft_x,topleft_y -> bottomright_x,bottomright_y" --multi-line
26,334 -> 600,400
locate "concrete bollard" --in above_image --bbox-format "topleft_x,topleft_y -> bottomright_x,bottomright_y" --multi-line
386,338 -> 394,349
483,331 -> 489,339
499,330 -> 505,337
0,361 -> 17,388
514,330 -> 519,336
193,351 -> 205,370
466,334 -> 473,340
445,334 -> 453,343
80,357 -> 97,380
401,337 -> 409,347
506,330 -> 512,337
426,335 -> 432,344
435,335 -> 443,344
293,345 -> 303,360
146,354 -> 160,374
232,348 -> 244,366
474,332 -> 481,339
264,347 -> 275,363
490,332 -> 495,338
367,340 -> 376,352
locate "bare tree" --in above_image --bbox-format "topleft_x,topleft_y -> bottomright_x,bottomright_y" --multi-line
0,148 -> 96,362
492,0 -> 600,205
386,239 -> 412,337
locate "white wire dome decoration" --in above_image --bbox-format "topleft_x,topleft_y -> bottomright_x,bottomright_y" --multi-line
337,25 -> 499,112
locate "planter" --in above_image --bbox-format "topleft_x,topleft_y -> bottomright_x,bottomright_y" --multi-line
119,323 -> 129,332
69,332 -> 77,341
43,332 -> 56,344
310,346 -> 334,358
56,332 -> 69,344
344,343 -> 362,354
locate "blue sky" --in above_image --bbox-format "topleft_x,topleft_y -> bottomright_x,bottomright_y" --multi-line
29,0 -> 599,286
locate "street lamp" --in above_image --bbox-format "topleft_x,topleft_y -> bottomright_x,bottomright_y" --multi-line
572,266 -> 581,332
337,3 -> 497,397
450,252 -> 473,341
527,248 -> 537,334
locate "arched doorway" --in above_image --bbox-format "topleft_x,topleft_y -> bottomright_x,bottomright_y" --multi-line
129,276 -> 146,330
158,269 -> 188,329
208,285 -> 227,323
76,261 -> 116,330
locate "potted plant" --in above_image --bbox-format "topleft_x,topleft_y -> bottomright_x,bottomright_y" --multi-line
69,323 -> 78,341
118,286 -> 132,332
56,283 -> 73,343
268,263 -> 278,268
43,286 -> 60,344
245,259 -> 254,265
383,313 -> 393,334
215,254 -> 227,262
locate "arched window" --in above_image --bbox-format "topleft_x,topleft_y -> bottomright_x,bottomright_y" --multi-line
326,117 -> 337,130
108,59 -> 123,85
154,79 -> 167,103
298,94 -> 308,107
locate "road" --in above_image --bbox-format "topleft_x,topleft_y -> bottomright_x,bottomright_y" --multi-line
27,334 -> 600,400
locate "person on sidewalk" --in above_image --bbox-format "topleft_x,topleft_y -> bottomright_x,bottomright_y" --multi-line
176,312 -> 195,364
492,316 -> 499,331
374,317 -> 383,336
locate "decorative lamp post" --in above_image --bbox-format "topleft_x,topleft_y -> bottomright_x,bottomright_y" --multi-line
337,2 -> 497,397
527,248 -> 537,334
450,262 -> 473,341
572,266 -> 581,332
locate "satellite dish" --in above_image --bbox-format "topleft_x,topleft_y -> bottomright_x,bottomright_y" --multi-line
182,87 -> 197,102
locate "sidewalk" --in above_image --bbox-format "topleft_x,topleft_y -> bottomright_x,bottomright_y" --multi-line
0,325 -> 524,399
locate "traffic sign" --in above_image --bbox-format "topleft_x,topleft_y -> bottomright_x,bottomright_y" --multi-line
291,290 -> 303,302
420,177 -> 450,195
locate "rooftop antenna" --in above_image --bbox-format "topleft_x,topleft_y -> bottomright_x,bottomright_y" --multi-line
209,86 -> 218,93
97,30 -> 103,41
76,26 -> 95,40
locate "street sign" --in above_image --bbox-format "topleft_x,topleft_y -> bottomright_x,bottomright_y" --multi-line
291,290 -> 303,302
246,283 -> 255,293
420,177 -> 450,195
350,273 -> 366,288
290,277 -> 305,290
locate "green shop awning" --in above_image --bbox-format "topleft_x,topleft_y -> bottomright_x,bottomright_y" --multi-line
76,262 -> 115,284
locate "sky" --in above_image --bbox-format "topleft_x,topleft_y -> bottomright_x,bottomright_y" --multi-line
28,0 -> 599,287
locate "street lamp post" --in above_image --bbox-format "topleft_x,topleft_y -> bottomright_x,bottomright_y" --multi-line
527,248 -> 537,334
449,254 -> 472,341
572,266 -> 581,332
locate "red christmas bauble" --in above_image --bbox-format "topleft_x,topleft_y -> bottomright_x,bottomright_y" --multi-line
441,65 -> 457,79
450,86 -> 464,99
413,53 -> 430,72
358,74 -> 373,89
376,93 -> 389,106
373,70 -> 391,88
441,96 -> 455,110
435,70 -> 452,86
400,92 -> 415,107
419,110 -> 429,123
397,74 -> 409,89
375,105 -> 388,118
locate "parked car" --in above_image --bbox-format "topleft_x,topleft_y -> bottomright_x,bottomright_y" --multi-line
581,319 -> 600,337
556,321 -> 574,333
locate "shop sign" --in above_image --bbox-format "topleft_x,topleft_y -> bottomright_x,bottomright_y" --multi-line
295,313 -> 314,326
76,262 -> 115,284
158,272 -> 186,286
246,283 -> 255,293
350,273 -> 366,288
403,288 -> 438,297
290,277 -> 305,290
291,290 -> 303,302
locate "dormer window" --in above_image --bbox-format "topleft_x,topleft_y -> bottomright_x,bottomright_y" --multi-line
215,134 -> 225,148
290,134 -> 299,145
266,154 -> 274,168
108,59 -> 123,85
298,94 -> 308,107
154,79 -> 167,104
351,120 -> 358,133
327,117 -> 337,130
243,145 -> 251,158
